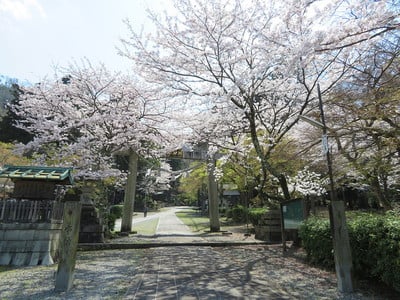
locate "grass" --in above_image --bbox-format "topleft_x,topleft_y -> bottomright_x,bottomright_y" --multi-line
0,266 -> 11,273
132,217 -> 159,235
175,209 -> 210,232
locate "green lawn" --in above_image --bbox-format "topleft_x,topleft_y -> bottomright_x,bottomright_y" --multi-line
132,217 -> 159,235
175,209 -> 210,232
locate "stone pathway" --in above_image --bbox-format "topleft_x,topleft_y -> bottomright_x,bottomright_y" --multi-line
111,206 -> 261,245
2,245 -> 398,299
1,206 -> 399,299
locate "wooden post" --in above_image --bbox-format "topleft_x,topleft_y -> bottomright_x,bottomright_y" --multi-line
207,157 -> 220,232
55,201 -> 82,292
318,84 -> 353,293
280,203 -> 287,252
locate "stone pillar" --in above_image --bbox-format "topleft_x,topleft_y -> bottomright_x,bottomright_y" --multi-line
121,150 -> 139,233
207,158 -> 220,232
55,201 -> 82,292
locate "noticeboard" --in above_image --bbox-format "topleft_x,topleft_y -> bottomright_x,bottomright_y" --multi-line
281,198 -> 306,230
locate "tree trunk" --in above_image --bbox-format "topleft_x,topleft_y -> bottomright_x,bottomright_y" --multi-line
121,150 -> 139,233
246,111 -> 290,201
278,174 -> 291,200
207,158 -> 220,232
369,175 -> 392,210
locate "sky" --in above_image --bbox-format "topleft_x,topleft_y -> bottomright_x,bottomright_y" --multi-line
0,0 -> 173,83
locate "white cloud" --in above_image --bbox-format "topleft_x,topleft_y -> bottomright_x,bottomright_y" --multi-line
0,0 -> 46,20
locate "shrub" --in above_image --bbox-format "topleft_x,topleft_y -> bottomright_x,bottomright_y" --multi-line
299,216 -> 334,269
348,211 -> 400,291
231,205 -> 247,223
248,207 -> 269,226
299,211 -> 400,292
107,205 -> 124,231
228,206 -> 270,225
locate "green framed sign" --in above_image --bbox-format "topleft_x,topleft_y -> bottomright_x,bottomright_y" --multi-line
281,198 -> 306,230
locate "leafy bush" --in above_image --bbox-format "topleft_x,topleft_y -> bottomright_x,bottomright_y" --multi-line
248,207 -> 269,226
299,211 -> 400,292
348,211 -> 400,291
107,205 -> 124,231
299,217 -> 334,269
231,205 -> 247,223
228,205 -> 269,225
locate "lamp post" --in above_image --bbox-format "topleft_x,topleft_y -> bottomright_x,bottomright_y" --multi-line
300,84 -> 354,293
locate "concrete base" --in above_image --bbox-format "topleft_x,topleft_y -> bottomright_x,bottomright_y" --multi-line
0,222 -> 62,266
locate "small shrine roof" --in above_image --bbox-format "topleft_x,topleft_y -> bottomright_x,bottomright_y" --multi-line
0,165 -> 73,184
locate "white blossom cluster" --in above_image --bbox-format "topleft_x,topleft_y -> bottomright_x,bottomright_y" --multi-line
289,167 -> 327,197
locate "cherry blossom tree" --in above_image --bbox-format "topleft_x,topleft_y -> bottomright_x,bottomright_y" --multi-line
119,0 -> 399,201
14,62 -> 173,232
326,33 -> 400,209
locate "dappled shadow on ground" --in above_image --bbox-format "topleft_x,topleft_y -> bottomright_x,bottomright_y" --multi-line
1,246 -> 399,299
0,250 -> 146,300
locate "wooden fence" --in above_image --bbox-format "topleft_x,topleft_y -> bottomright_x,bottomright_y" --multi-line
0,199 -> 63,223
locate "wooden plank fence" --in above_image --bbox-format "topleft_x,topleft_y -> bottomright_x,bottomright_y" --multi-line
0,199 -> 63,223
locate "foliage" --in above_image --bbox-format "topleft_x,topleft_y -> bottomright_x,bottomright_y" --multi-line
14,62 -> 172,180
348,211 -> 400,291
218,136 -> 302,203
298,33 -> 400,210
228,205 -> 269,225
299,211 -> 400,291
120,0 -> 398,201
230,205 -> 247,223
76,179 -> 117,232
299,216 -> 334,269
0,142 -> 31,166
0,83 -> 33,144
107,205 -> 124,231
248,207 -> 269,226
178,163 -> 207,204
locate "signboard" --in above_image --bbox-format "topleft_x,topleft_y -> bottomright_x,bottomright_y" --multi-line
281,198 -> 306,230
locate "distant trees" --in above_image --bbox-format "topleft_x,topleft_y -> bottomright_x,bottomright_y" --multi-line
0,82 -> 33,144
120,0 -> 399,202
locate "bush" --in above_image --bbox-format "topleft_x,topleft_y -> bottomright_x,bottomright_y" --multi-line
228,205 -> 269,225
299,211 -> 400,292
348,211 -> 400,291
107,205 -> 124,231
299,217 -> 334,269
248,207 -> 269,226
231,205 -> 247,223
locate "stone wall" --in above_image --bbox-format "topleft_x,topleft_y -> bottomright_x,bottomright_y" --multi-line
0,222 -> 62,266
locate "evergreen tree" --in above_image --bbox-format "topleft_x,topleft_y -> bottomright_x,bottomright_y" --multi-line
0,83 -> 33,144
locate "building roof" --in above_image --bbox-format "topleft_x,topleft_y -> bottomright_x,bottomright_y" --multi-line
0,165 -> 73,184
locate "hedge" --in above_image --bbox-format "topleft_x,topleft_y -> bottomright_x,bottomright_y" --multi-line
299,211 -> 400,292
228,205 -> 269,225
